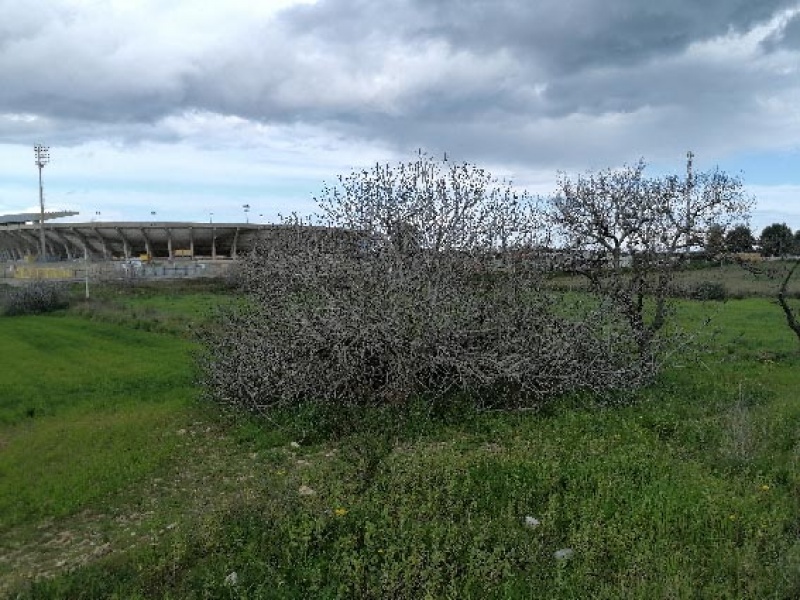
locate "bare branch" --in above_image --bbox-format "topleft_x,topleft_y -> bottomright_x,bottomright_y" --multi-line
778,259 -> 800,344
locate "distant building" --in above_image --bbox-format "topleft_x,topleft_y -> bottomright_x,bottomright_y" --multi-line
0,213 -> 334,262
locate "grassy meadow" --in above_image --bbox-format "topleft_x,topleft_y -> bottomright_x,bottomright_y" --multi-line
1,273 -> 799,598
548,260 -> 800,299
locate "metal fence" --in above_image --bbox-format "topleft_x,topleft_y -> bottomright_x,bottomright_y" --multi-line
1,260 -> 234,282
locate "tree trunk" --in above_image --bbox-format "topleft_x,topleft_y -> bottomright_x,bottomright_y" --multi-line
778,259 -> 800,346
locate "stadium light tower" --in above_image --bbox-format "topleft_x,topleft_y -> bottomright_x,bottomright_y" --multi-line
685,150 -> 694,252
243,203 -> 250,223
34,144 -> 50,260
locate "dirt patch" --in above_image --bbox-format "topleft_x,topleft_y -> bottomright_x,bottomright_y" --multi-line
0,421 -> 302,595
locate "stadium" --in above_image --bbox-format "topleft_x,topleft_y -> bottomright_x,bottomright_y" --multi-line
0,211 -> 277,262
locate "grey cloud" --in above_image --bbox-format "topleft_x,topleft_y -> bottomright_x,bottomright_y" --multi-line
540,54 -> 766,118
0,0 -> 71,48
762,12 -> 800,50
281,0 -> 797,72
0,44 -> 190,126
0,0 -> 798,172
782,14 -> 800,47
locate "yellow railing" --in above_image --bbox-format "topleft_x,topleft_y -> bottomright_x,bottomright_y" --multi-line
13,266 -> 76,279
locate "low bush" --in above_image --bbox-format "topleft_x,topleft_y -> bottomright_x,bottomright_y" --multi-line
690,280 -> 728,301
2,280 -> 69,316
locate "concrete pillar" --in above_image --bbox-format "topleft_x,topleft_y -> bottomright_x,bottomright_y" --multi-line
231,227 -> 240,259
140,228 -> 153,258
116,228 -> 131,259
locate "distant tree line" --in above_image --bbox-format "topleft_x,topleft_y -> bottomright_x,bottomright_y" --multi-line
706,222 -> 800,257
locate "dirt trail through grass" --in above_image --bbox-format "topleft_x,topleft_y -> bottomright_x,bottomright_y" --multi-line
0,418 -> 326,594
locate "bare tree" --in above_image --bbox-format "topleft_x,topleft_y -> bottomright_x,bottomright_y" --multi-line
547,156 -> 752,356
777,259 -> 800,345
199,155 -> 654,413
735,257 -> 800,348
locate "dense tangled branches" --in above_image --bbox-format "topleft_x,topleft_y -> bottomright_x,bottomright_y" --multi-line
2,280 -> 69,316
199,156 -> 653,413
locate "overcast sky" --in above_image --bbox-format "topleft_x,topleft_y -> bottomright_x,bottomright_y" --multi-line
1,0 -> 799,232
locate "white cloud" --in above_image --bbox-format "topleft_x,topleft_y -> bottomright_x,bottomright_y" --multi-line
749,184 -> 800,231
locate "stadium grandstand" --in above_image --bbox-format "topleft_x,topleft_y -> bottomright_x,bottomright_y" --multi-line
0,211 -> 291,261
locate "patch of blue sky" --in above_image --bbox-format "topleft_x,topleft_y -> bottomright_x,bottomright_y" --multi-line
717,148 -> 800,185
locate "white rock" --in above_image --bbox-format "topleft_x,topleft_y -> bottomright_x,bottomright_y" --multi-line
298,485 -> 316,496
523,516 -> 541,529
290,441 -> 301,448
554,548 -> 574,561
224,571 -> 238,586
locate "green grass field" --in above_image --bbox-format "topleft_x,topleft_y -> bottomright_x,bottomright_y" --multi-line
1,279 -> 799,598
548,260 -> 800,299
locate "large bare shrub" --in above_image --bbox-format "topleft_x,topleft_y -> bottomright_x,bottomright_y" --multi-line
199,156 -> 650,413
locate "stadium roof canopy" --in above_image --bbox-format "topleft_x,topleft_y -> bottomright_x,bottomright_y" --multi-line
0,211 -> 78,225
0,219 -> 353,262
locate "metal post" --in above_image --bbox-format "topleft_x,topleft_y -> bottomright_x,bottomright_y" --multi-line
686,150 -> 694,252
84,243 -> 90,299
34,144 -> 50,261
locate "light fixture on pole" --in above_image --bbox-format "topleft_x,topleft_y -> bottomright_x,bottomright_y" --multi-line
685,150 -> 693,252
243,204 -> 250,223
34,144 -> 50,261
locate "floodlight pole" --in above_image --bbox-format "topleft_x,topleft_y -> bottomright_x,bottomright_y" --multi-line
685,150 -> 694,252
34,144 -> 50,261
